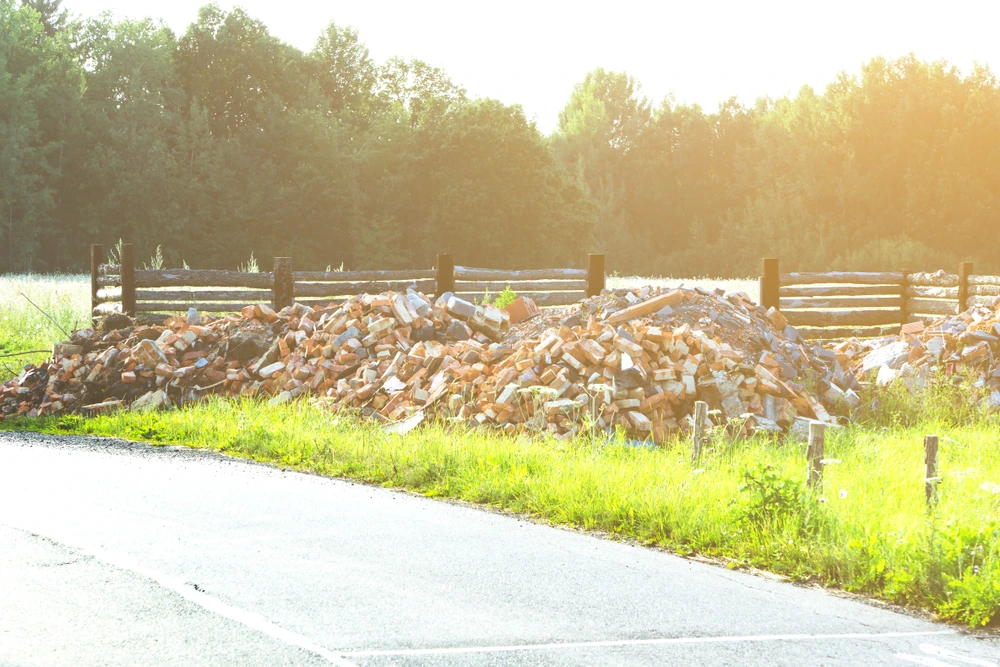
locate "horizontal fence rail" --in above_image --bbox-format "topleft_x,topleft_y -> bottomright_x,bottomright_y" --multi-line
90,246 -> 606,323
761,259 -> 990,339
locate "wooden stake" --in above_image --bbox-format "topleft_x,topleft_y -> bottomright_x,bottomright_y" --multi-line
435,254 -> 454,298
807,422 -> 825,489
925,435 -> 939,508
761,258 -> 779,310
90,244 -> 103,326
121,243 -> 135,318
272,257 -> 293,311
587,253 -> 605,297
958,262 -> 973,313
692,400 -> 708,464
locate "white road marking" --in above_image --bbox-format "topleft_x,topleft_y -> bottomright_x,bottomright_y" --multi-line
2,521 -> 358,667
343,630 -> 956,658
919,644 -> 998,667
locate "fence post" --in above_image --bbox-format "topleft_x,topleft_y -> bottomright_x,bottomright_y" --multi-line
900,270 -> 910,328
90,244 -> 103,326
587,253 -> 605,297
272,257 -> 292,311
807,422 -> 825,489
958,262 -> 973,313
925,435 -> 939,508
121,243 -> 136,318
691,400 -> 708,464
435,254 -> 454,298
761,258 -> 779,310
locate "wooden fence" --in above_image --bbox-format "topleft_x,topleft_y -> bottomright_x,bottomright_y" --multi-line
91,244 -> 605,321
759,259 -> 999,339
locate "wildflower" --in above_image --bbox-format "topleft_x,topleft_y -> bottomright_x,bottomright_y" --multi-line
839,489 -> 848,499
973,565 -> 980,575
980,481 -> 1000,494
818,497 -> 828,503
693,469 -> 705,475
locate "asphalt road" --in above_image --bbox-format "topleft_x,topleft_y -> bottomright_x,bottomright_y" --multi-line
0,432 -> 997,667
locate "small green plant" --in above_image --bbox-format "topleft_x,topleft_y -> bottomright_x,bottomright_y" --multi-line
182,259 -> 191,270
106,238 -> 124,265
733,463 -> 805,529
142,245 -> 164,271
237,252 -> 259,274
492,285 -> 517,309
477,285 -> 517,308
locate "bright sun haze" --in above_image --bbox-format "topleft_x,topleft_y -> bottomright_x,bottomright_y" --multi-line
63,0 -> 1000,132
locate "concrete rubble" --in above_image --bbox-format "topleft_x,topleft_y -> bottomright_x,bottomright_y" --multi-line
2,285 -> 864,440
836,302 -> 1000,408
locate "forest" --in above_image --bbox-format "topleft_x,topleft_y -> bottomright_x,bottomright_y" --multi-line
2,0 -> 998,278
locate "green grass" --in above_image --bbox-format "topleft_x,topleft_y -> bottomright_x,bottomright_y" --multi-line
0,274 -> 90,379
3,398 -> 997,627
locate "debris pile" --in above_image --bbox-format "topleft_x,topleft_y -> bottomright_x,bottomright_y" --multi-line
2,285 -> 861,439
837,303 -> 1000,408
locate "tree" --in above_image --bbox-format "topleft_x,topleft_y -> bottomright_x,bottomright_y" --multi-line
0,0 -> 81,272
20,0 -> 65,36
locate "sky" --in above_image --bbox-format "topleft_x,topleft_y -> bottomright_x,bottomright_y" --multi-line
65,0 -> 1000,133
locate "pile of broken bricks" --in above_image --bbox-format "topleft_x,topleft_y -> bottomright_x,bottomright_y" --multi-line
2,284 -> 866,440
833,302 -> 1000,410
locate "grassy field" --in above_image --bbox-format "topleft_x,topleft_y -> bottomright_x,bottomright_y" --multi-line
2,399 -> 997,627
0,274 -> 90,378
1,272 -> 997,627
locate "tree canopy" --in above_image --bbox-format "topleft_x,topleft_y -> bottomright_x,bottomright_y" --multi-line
1,1 -> 995,277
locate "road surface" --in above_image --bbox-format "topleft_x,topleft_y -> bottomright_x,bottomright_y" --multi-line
0,432 -> 997,666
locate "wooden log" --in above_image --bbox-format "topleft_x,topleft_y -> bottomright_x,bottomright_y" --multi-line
780,296 -> 902,309
136,289 -> 273,302
906,298 -> 958,316
294,279 -> 436,297
959,262 -> 973,312
453,291 -> 586,307
93,303 -> 122,316
906,314 -> 945,324
761,258 -> 779,310
778,272 -> 904,286
905,286 -> 957,298
96,276 -> 122,287
90,244 -> 103,323
970,284 -> 1000,296
906,272 -> 959,288
135,269 -> 274,288
95,289 -> 121,304
453,266 -> 587,281
588,253 -> 605,297
453,279 -> 588,293
969,295 -> 1000,307
783,309 -> 904,327
435,254 -> 454,297
295,269 -> 436,282
807,423 -> 825,489
121,243 -> 135,318
925,435 -> 939,508
779,284 -> 902,297
98,263 -> 120,277
795,325 -> 901,340
969,274 -> 1000,286
692,401 -> 708,464
294,298 -> 351,308
136,302 -> 255,313
273,257 -> 292,311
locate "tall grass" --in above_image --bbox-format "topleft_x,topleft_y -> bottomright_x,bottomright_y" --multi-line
6,398 -> 997,627
0,274 -> 89,378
